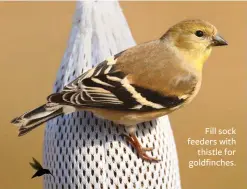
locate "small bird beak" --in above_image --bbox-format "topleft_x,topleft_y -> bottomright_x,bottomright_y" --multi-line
49,173 -> 55,179
212,34 -> 228,46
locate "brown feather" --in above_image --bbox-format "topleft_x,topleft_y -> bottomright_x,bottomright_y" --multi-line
115,40 -> 200,98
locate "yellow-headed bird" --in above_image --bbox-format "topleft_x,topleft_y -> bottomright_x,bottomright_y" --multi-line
11,19 -> 227,162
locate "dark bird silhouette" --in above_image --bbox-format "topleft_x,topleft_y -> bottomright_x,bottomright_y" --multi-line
29,157 -> 54,179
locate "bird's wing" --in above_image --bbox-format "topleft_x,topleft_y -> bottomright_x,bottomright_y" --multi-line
48,44 -> 191,111
30,157 -> 43,170
31,171 -> 39,179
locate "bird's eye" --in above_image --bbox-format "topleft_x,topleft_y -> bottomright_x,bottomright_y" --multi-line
195,30 -> 204,37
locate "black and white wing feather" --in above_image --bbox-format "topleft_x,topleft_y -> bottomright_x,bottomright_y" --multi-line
48,58 -> 140,110
48,53 -> 185,111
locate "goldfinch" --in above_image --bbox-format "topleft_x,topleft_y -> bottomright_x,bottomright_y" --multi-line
11,19 -> 227,162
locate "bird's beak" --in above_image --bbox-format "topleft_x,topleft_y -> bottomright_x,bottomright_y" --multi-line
212,34 -> 228,46
49,173 -> 55,179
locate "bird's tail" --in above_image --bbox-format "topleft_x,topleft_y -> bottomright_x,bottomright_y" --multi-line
11,103 -> 63,136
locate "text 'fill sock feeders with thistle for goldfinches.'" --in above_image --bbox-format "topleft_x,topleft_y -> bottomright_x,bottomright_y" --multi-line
43,1 -> 181,189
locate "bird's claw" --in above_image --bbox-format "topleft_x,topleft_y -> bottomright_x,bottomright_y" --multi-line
142,147 -> 153,152
119,133 -> 160,162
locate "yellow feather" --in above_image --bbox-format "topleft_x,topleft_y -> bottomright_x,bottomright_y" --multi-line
181,47 -> 212,72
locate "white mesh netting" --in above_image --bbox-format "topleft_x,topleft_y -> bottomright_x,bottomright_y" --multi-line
43,1 -> 181,189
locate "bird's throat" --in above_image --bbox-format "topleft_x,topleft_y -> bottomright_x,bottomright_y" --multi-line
182,47 -> 212,72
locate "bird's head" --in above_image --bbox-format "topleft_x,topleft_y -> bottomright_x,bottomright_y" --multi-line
162,19 -> 228,71
44,169 -> 55,178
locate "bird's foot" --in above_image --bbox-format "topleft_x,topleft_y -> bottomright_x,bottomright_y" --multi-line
120,133 -> 160,162
142,147 -> 153,151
